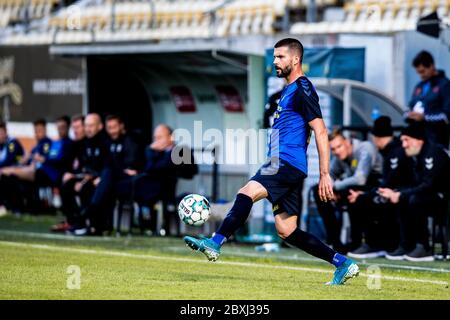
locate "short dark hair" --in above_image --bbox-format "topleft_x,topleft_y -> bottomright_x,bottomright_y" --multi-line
0,121 -> 6,131
56,115 -> 71,127
33,118 -> 47,127
412,50 -> 434,68
274,38 -> 304,64
105,114 -> 123,124
71,114 -> 84,124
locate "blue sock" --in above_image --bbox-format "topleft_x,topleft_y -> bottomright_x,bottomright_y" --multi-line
332,253 -> 347,268
211,233 -> 227,246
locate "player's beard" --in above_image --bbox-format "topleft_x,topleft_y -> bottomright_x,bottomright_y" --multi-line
276,65 -> 292,78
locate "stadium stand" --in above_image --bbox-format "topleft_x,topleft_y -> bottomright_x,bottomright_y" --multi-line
0,0 -> 292,44
1,0 -> 448,44
291,0 -> 450,35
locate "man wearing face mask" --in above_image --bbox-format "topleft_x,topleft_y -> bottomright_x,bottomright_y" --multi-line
406,51 -> 450,149
379,122 -> 450,261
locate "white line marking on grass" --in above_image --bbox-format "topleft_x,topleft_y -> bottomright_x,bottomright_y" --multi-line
2,229 -> 449,274
0,230 -> 116,241
0,240 -> 447,287
166,246 -> 450,274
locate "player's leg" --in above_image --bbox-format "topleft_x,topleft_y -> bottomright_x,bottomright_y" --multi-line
275,212 -> 359,285
184,180 -> 268,261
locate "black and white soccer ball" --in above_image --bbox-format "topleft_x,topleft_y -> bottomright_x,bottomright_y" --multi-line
178,194 -> 211,227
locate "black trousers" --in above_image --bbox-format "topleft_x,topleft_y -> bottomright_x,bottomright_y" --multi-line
0,175 -> 35,213
313,184 -> 368,252
60,177 -> 96,226
354,193 -> 399,251
114,175 -> 165,233
397,192 -> 448,251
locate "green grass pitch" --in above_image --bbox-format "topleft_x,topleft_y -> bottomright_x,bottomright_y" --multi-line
0,214 -> 449,300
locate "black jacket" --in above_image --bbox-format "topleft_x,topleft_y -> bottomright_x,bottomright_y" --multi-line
408,70 -> 450,147
400,142 -> 450,200
79,131 -> 109,177
379,137 -> 415,189
106,133 -> 142,173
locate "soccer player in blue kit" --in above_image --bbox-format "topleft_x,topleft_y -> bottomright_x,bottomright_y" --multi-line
184,38 -> 359,285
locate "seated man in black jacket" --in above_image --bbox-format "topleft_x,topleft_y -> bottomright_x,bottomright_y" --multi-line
115,124 -> 197,235
75,114 -> 142,236
347,116 -> 415,259
62,113 -> 109,235
379,122 -> 450,261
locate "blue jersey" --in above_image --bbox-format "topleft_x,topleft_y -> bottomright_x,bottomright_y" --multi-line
27,137 -> 52,166
0,137 -> 24,168
268,76 -> 322,175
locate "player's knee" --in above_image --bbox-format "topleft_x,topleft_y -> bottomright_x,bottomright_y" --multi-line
237,183 -> 262,202
275,223 -> 296,239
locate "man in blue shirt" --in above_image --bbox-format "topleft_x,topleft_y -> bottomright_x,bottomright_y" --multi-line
0,119 -> 52,213
0,121 -> 24,211
406,51 -> 450,148
35,116 -> 74,187
183,38 -> 359,285
0,122 -> 24,169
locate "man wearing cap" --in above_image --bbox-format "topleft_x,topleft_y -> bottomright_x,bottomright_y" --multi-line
347,116 -> 415,259
379,122 -> 450,261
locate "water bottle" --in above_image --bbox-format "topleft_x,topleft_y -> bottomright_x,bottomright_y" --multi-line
371,105 -> 380,121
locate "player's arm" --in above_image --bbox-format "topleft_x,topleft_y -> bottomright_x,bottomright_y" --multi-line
309,118 -> 334,202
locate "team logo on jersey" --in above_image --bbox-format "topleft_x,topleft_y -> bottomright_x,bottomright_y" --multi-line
351,159 -> 358,168
8,142 -> 15,153
274,105 -> 282,119
390,157 -> 398,169
425,157 -> 434,170
44,143 -> 50,153
433,86 -> 439,93
300,79 -> 311,96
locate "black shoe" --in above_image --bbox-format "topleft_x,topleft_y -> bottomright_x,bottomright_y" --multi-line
404,244 -> 434,262
348,244 -> 386,259
385,247 -> 407,261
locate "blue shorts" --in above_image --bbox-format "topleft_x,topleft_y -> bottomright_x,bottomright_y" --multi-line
250,159 -> 306,215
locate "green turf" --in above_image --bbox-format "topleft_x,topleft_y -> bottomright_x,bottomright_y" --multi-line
0,214 -> 449,300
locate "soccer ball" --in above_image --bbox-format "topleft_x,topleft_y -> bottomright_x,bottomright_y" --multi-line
178,194 -> 211,227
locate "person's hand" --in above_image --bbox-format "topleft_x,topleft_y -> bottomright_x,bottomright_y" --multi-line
318,174 -> 334,202
93,177 -> 101,187
407,111 -> 425,121
62,172 -> 74,184
378,188 -> 401,204
348,189 -> 363,204
150,140 -> 165,151
33,154 -> 45,163
74,181 -> 83,193
124,169 -> 137,176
